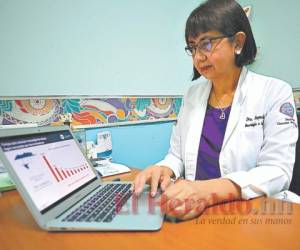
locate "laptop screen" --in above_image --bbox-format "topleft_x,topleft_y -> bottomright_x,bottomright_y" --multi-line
0,130 -> 97,214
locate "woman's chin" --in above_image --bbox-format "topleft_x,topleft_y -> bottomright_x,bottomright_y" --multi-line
200,72 -> 215,80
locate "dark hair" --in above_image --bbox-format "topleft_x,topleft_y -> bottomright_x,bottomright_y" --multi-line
185,0 -> 257,80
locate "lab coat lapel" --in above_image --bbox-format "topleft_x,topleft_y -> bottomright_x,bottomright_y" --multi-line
222,67 -> 249,149
184,82 -> 212,180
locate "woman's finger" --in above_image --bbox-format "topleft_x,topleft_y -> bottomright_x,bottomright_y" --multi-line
160,175 -> 172,191
133,173 -> 147,195
150,169 -> 161,197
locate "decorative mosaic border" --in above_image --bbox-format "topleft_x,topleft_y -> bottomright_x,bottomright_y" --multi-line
0,88 -> 298,128
0,96 -> 182,128
293,88 -> 300,114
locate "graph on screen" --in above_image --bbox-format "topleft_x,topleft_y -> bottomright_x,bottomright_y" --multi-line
42,155 -> 89,182
3,137 -> 96,211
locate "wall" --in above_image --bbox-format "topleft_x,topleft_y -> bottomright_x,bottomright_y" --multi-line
238,0 -> 300,87
1,0 -> 300,97
0,0 -> 199,96
85,121 -> 174,169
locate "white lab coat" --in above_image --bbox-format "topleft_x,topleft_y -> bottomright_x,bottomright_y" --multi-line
157,67 -> 298,200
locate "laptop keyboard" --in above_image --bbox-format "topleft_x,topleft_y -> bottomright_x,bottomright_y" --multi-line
62,183 -> 132,223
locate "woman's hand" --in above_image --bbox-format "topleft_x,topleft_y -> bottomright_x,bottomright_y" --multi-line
161,179 -> 208,221
133,165 -> 174,197
161,178 -> 242,221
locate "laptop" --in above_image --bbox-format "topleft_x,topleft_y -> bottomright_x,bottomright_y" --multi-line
0,126 -> 164,231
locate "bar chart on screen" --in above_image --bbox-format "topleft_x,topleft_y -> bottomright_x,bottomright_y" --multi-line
3,137 -> 97,211
42,155 -> 90,182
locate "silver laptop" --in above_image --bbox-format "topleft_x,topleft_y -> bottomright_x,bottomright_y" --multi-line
0,126 -> 163,231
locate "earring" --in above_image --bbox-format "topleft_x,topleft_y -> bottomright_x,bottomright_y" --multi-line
235,49 -> 241,55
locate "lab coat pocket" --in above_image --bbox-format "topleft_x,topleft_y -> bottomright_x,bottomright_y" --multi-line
239,124 -> 263,169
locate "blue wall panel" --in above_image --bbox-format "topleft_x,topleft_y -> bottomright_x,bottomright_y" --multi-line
85,121 -> 174,169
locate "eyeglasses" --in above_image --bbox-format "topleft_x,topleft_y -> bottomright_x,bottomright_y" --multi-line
185,34 -> 235,56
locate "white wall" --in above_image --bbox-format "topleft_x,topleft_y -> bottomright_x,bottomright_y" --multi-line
0,0 -> 299,97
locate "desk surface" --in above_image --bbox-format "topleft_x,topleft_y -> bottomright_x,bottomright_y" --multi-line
1,169 -> 300,250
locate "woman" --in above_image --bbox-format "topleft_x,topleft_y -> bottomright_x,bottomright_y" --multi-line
133,0 -> 298,220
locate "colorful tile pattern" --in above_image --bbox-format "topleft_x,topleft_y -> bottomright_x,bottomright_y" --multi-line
0,97 -> 182,127
0,89 -> 298,128
293,89 -> 300,114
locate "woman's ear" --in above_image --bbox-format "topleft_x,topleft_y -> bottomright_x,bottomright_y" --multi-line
234,32 -> 246,55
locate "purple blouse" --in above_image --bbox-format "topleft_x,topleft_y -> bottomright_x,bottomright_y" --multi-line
195,104 -> 231,180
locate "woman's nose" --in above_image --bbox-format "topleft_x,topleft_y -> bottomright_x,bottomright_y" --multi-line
193,50 -> 207,62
